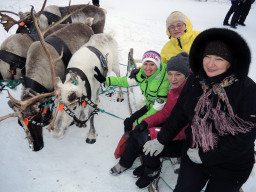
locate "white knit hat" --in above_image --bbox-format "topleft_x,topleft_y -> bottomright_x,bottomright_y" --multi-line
166,11 -> 186,29
142,50 -> 161,69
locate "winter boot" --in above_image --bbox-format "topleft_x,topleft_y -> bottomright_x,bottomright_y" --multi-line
132,164 -> 144,178
135,167 -> 160,189
109,163 -> 129,176
238,22 -> 246,26
223,22 -> 230,26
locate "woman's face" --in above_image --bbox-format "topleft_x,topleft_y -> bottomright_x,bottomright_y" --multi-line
168,21 -> 186,39
142,61 -> 158,77
167,71 -> 186,89
203,55 -> 231,77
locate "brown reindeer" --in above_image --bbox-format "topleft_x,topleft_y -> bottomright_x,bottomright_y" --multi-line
0,0 -> 106,34
5,6 -> 94,151
0,24 -> 66,80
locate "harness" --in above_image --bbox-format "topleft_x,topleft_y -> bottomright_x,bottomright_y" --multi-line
28,33 -> 40,41
0,50 -> 26,79
87,46 -> 109,73
61,95 -> 98,127
67,67 -> 92,99
45,36 -> 72,68
22,76 -> 50,94
16,20 -> 35,34
42,7 -> 72,25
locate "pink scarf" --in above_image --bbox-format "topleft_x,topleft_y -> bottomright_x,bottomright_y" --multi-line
191,75 -> 255,152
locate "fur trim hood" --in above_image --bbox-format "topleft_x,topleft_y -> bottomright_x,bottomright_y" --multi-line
189,28 -> 251,80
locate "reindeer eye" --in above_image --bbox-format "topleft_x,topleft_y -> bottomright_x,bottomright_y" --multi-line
68,92 -> 77,102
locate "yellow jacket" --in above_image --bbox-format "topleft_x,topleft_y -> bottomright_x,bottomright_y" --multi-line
160,12 -> 200,64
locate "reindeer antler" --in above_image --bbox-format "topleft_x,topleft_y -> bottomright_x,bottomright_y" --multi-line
0,0 -> 47,32
0,112 -> 18,122
0,13 -> 20,32
35,0 -> 48,18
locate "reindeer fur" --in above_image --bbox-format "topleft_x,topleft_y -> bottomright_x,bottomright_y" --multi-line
0,24 -> 66,80
24,22 -> 94,92
53,33 -> 123,143
18,4 -> 106,34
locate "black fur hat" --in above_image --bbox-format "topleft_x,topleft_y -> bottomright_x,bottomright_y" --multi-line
189,28 -> 251,80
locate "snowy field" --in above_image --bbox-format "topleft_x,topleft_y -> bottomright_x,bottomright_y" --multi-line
0,0 -> 256,192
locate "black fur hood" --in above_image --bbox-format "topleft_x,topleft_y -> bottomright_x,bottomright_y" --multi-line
189,28 -> 251,80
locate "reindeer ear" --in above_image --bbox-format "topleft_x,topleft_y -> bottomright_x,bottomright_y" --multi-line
18,12 -> 26,19
56,77 -> 63,87
85,17 -> 94,27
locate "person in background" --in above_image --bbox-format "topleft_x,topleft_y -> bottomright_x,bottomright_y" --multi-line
92,0 -> 100,7
160,11 -> 200,65
107,52 -> 191,189
143,28 -> 256,192
94,50 -> 169,145
237,0 -> 255,26
223,0 -> 240,28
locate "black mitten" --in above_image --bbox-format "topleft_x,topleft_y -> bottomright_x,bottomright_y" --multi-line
129,68 -> 140,79
133,121 -> 148,134
124,117 -> 133,133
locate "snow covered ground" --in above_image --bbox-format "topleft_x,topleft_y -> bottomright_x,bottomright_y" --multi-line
0,0 -> 256,192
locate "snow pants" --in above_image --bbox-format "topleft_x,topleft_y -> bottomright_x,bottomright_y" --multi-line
141,137 -> 184,171
223,1 -> 240,26
238,0 -> 252,24
119,130 -> 150,168
174,142 -> 244,192
119,129 -> 184,171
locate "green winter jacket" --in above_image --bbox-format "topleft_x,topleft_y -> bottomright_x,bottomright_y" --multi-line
106,62 -> 169,124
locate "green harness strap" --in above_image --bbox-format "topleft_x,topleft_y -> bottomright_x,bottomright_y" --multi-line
0,80 -> 22,89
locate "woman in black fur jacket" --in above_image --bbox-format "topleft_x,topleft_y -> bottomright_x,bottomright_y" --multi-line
143,28 -> 256,192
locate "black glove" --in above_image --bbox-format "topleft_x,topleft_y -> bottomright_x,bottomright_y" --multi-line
134,121 -> 148,134
129,68 -> 140,79
124,117 -> 133,133
94,66 -> 106,83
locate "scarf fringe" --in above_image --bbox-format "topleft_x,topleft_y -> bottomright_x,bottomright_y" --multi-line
191,75 -> 255,152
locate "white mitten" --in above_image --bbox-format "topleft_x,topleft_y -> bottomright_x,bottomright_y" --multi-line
143,139 -> 164,156
187,148 -> 202,164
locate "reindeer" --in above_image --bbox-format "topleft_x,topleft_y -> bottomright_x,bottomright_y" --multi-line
6,6 -> 94,151
0,24 -> 66,80
0,0 -> 106,34
53,33 -> 124,144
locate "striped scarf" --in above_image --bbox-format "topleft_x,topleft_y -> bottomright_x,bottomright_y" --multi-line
191,74 -> 255,152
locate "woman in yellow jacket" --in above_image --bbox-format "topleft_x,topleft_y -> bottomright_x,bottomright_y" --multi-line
161,11 -> 200,64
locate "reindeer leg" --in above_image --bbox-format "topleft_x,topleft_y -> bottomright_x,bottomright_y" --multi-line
112,67 -> 124,102
117,87 -> 124,102
86,108 -> 97,144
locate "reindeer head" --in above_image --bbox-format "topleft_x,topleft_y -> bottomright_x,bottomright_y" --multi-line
16,11 -> 35,33
52,72 -> 87,137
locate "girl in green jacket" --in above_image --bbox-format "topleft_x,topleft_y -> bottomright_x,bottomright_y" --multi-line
94,50 -> 169,132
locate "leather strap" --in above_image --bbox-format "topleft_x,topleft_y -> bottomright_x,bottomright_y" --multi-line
66,67 -> 91,100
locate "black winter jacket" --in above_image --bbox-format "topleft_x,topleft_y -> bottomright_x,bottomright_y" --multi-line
157,71 -> 256,183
